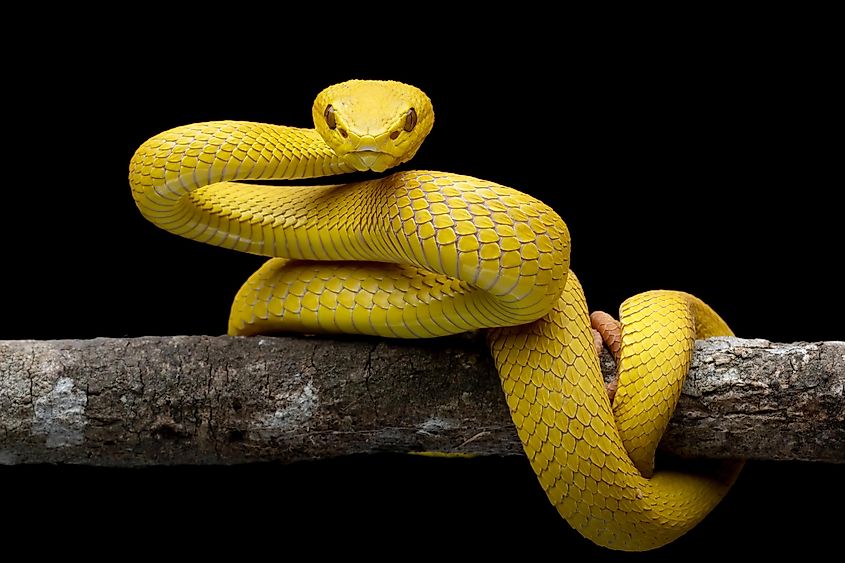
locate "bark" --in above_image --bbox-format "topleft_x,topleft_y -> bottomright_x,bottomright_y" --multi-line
0,335 -> 842,466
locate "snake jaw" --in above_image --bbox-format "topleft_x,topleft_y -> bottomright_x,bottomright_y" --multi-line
344,149 -> 394,173
322,125 -> 414,172
334,133 -> 409,172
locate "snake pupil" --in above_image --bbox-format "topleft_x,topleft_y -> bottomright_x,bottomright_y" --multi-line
324,105 -> 337,129
404,108 -> 417,132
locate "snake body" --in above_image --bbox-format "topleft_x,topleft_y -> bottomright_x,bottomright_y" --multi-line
129,80 -> 741,551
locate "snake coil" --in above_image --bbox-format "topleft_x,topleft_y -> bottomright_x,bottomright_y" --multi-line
129,80 -> 741,551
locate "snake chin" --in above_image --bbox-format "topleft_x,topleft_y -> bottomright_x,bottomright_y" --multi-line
343,150 -> 396,173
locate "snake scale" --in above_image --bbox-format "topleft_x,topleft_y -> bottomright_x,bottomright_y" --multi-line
129,80 -> 742,551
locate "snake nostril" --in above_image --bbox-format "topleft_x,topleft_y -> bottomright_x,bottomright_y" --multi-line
339,128 -> 348,138
389,130 -> 400,140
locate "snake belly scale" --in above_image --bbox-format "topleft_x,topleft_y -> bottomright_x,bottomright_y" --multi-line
129,80 -> 741,551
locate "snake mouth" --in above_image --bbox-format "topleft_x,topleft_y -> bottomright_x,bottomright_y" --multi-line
345,150 -> 394,173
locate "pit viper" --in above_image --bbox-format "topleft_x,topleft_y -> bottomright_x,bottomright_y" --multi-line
129,80 -> 742,551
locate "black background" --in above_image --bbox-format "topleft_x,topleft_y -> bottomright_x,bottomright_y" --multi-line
4,14 -> 841,560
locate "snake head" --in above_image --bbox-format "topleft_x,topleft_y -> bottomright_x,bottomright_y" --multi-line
313,80 -> 434,173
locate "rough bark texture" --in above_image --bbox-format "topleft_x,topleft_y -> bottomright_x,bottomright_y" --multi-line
0,335 -> 842,466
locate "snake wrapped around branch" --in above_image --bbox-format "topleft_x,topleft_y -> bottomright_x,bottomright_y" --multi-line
129,80 -> 742,551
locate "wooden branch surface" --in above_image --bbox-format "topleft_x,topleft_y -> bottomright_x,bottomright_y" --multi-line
0,335 -> 842,466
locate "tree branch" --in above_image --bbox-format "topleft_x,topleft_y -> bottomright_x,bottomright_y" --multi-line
0,336 -> 841,466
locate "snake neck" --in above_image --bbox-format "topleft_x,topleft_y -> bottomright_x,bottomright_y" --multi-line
129,121 -> 354,218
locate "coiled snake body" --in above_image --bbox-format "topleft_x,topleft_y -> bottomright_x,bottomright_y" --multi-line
129,80 -> 741,551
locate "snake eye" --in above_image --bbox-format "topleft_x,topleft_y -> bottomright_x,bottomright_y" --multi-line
324,105 -> 337,130
403,108 -> 417,132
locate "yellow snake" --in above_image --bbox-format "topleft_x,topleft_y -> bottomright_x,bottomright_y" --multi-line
129,80 -> 742,551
